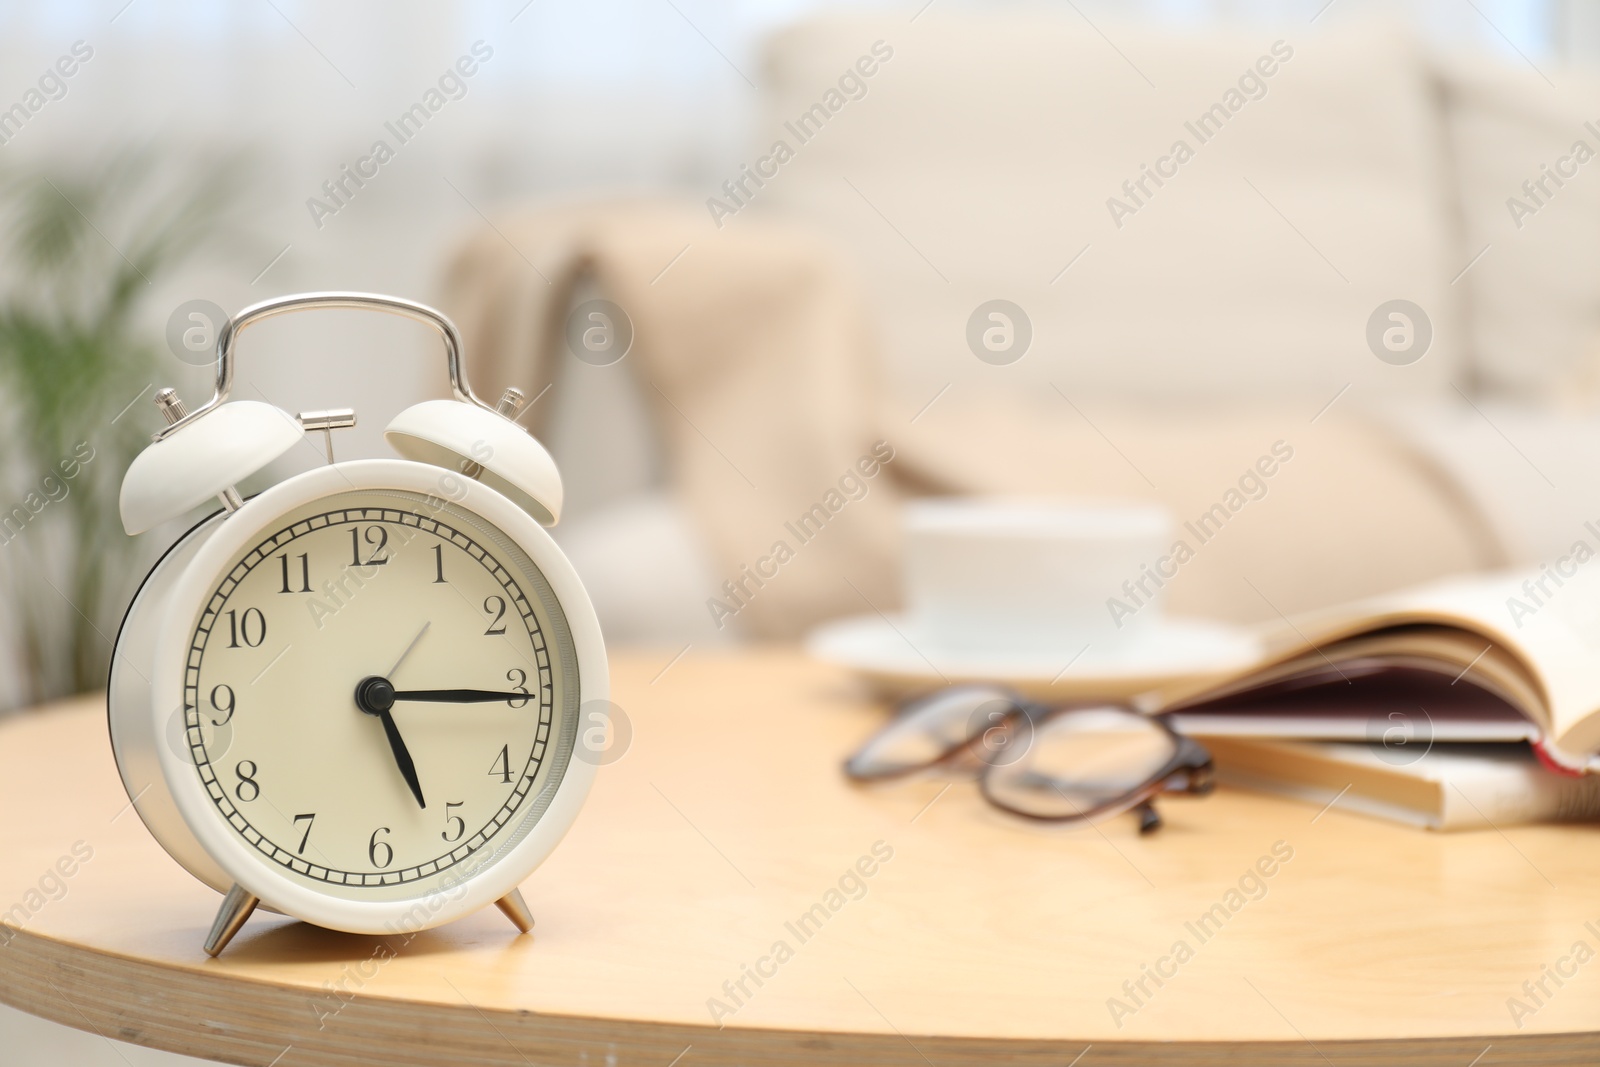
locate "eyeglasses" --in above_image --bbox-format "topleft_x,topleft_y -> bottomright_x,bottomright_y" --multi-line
844,685 -> 1215,832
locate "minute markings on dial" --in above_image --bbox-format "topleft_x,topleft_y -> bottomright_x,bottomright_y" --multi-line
185,503 -> 556,887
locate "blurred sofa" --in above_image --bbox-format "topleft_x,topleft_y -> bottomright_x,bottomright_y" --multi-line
754,14 -> 1600,408
443,11 -> 1600,646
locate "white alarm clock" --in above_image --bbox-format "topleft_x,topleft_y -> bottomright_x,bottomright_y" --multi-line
108,292 -> 606,956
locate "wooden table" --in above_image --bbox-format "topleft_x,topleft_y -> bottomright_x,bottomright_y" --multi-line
2,649 -> 1599,1065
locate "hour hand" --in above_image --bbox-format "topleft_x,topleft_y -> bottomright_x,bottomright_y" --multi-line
354,676 -> 426,808
376,709 -> 426,809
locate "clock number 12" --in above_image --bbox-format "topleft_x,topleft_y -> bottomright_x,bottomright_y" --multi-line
350,526 -> 390,567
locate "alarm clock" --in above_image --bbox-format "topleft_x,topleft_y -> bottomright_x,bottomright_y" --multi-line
107,292 -> 606,956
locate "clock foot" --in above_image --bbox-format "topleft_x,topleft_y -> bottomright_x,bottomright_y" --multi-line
203,884 -> 260,957
494,889 -> 534,934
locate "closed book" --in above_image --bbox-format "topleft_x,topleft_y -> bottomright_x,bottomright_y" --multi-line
1207,736 -> 1600,831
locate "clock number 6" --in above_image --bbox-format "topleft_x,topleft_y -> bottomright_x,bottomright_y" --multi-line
368,826 -> 394,869
442,801 -> 466,843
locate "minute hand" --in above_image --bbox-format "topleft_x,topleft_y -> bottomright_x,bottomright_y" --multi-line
389,688 -> 530,703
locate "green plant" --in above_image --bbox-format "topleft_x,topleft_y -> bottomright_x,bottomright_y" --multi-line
0,151 -> 242,708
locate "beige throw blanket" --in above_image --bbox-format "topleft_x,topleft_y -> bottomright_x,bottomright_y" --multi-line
442,199 -> 1501,639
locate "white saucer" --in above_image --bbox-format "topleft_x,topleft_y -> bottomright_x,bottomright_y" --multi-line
806,613 -> 1262,701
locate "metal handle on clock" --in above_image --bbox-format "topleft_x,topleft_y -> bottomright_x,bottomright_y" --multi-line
154,291 -> 490,440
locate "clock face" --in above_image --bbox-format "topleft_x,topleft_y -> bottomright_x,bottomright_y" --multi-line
179,488 -> 579,902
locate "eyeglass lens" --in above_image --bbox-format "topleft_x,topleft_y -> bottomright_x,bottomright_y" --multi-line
981,707 -> 1179,820
844,686 -> 1022,779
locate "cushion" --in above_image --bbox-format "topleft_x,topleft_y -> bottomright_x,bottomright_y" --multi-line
1434,52 -> 1600,401
752,13 -> 1461,408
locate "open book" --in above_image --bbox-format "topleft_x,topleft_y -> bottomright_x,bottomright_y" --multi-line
1142,570 -> 1600,775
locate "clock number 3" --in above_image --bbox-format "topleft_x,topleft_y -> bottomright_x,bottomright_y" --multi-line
507,668 -> 529,708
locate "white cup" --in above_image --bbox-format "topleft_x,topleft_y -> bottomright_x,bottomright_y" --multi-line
902,497 -> 1172,658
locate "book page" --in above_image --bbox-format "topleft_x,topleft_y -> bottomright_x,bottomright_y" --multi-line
1147,568 -> 1600,762
1168,664 -> 1539,743
1313,570 -> 1600,754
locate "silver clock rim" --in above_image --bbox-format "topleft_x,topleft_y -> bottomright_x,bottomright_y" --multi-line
143,459 -> 605,935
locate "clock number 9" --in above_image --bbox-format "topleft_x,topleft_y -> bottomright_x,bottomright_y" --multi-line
368,826 -> 394,869
483,596 -> 507,635
234,760 -> 260,802
507,668 -> 529,708
224,608 -> 266,649
209,684 -> 236,726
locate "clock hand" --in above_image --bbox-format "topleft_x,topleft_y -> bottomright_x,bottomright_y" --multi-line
376,708 -> 427,809
386,621 -> 431,678
389,688 -> 531,704
354,676 -> 427,809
